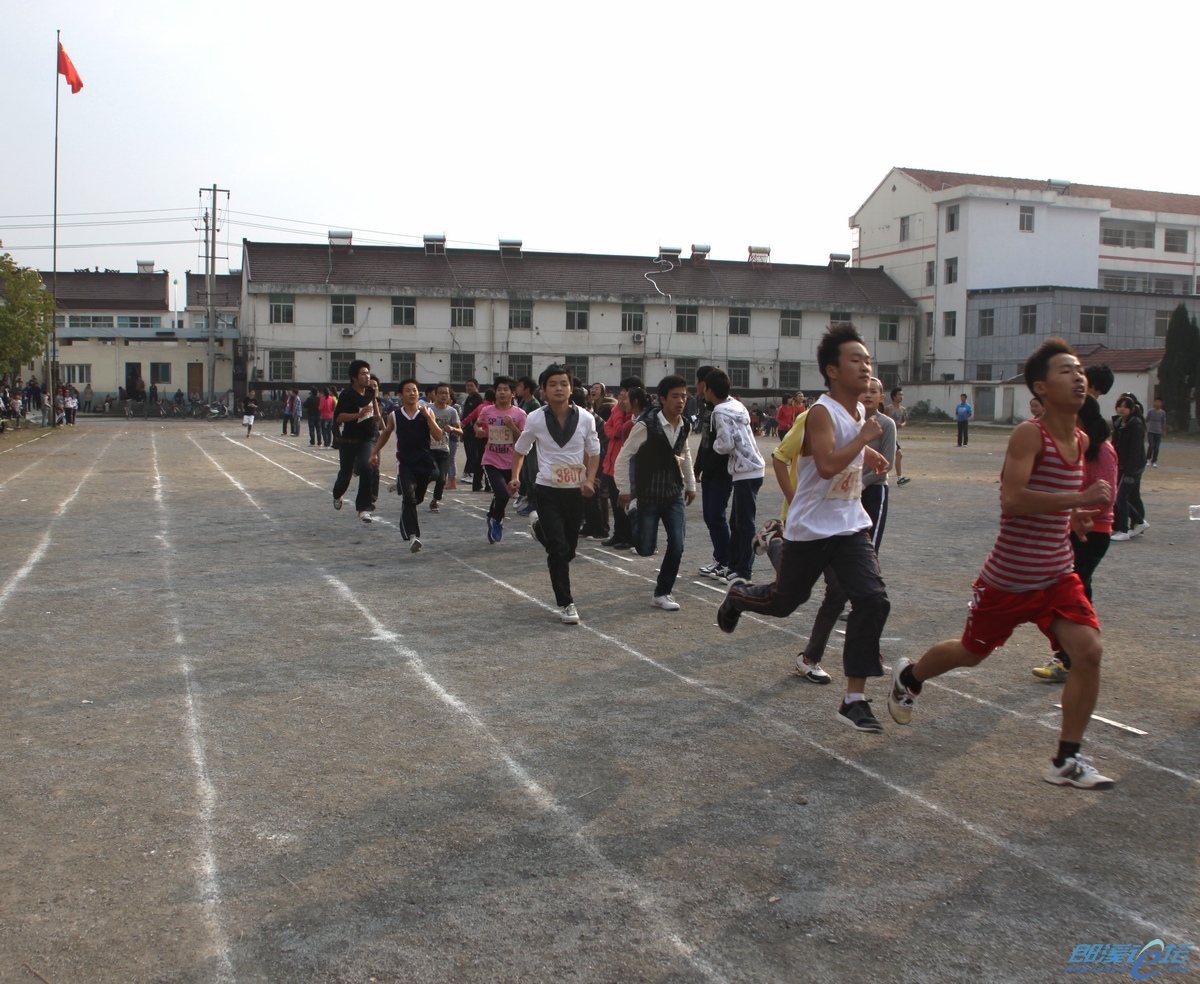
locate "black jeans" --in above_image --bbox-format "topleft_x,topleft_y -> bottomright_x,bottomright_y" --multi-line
398,468 -> 432,539
333,441 -> 377,513
465,435 -> 486,489
307,416 -> 320,444
431,449 -> 450,501
485,465 -> 513,521
534,485 -> 584,607
957,420 -> 969,446
604,474 -> 633,543
727,531 -> 890,679
801,484 -> 889,665
1114,472 -> 1145,532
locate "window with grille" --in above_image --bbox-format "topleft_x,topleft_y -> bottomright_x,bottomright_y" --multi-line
331,295 -> 355,325
508,300 -> 532,330
565,301 -> 589,331
564,355 -> 589,381
944,311 -> 957,337
391,352 -> 416,382
450,352 -> 474,382
676,304 -> 698,333
619,356 -> 643,380
728,360 -> 750,389
331,351 -> 355,381
268,351 -> 294,381
1019,206 -> 1035,232
780,310 -> 802,337
451,298 -> 475,328
269,294 -> 294,324
729,307 -> 750,335
392,297 -> 415,326
621,304 -> 644,333
779,362 -> 802,390
878,315 -> 898,341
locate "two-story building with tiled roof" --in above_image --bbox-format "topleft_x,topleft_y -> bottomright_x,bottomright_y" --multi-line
850,167 -> 1199,409
240,236 -> 919,397
46,264 -> 238,399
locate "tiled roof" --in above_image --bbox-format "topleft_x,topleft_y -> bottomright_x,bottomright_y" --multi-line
42,270 -> 169,311
186,272 -> 241,308
1075,344 -> 1164,372
898,168 -> 1200,217
243,242 -> 918,313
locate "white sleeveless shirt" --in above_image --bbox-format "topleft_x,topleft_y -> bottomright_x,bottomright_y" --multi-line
783,394 -> 872,542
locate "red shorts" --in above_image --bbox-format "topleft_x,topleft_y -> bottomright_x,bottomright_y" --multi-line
960,574 -> 1099,658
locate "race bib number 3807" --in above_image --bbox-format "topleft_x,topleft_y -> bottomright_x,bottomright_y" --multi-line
550,463 -> 586,488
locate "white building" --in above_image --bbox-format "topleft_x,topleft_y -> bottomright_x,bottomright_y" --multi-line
240,237 -> 918,397
850,168 -> 1200,384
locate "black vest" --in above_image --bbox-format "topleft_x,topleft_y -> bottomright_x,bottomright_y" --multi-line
633,412 -> 690,505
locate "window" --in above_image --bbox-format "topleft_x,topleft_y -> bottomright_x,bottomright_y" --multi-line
1080,306 -> 1108,334
68,315 -> 114,330
878,315 -> 898,341
117,315 -> 162,331
391,297 -> 415,326
508,299 -> 532,330
728,307 -> 750,335
330,351 -> 355,381
269,294 -> 294,324
268,350 -> 294,381
831,311 -> 851,324
1019,206 -> 1035,232
877,364 -> 901,393
619,356 -> 643,380
925,312 -> 934,337
899,215 -> 910,242
779,361 -> 802,390
330,295 -> 355,325
391,352 -> 416,382
1020,305 -> 1037,335
780,310 -> 802,337
943,311 -> 957,337
1154,278 -> 1178,295
62,364 -> 91,385
1164,229 -> 1189,254
451,298 -> 475,328
945,257 -> 958,284
676,304 -> 698,334
1155,310 -> 1171,337
926,260 -> 935,287
1100,222 -> 1154,249
564,355 -> 589,381
508,354 -> 533,379
945,205 -> 959,232
55,315 -> 65,330
621,303 -> 644,333
978,309 -> 994,336
727,360 -> 749,389
674,357 -> 698,379
976,364 -> 992,381
450,352 -> 475,383
565,301 -> 589,331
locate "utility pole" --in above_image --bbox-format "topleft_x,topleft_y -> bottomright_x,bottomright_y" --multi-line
199,183 -> 228,403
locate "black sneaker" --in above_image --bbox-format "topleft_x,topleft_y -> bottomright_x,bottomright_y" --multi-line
716,584 -> 742,634
600,536 -> 620,547
837,698 -> 884,733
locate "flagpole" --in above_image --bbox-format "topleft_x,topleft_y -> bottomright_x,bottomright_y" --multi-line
50,29 -> 60,426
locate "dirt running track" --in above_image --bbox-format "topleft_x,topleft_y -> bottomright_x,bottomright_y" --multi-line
1,420 -> 1197,984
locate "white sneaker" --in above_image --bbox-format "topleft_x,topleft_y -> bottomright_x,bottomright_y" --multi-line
1044,754 -> 1114,790
1131,520 -> 1150,537
652,594 -> 681,611
560,603 -> 580,624
887,658 -> 917,725
1110,531 -> 1131,542
359,511 -> 372,523
410,537 -> 422,553
794,656 -> 832,684
333,498 -> 343,510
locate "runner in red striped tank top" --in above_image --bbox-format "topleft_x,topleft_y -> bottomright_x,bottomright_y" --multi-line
885,339 -> 1118,790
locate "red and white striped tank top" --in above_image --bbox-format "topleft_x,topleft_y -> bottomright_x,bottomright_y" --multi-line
978,420 -> 1083,591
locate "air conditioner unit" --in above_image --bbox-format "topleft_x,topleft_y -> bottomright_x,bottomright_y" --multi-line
632,331 -> 645,343
341,326 -> 354,336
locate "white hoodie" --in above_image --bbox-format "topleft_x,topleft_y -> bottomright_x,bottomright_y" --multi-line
711,398 -> 765,480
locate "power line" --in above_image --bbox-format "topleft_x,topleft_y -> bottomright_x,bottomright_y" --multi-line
0,207 -> 193,220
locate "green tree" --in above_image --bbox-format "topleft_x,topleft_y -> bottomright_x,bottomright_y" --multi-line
1158,303 -> 1200,430
0,249 -> 56,381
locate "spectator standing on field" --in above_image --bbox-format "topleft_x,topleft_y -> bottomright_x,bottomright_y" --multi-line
888,387 -> 910,484
955,393 -> 973,447
1145,397 -> 1166,467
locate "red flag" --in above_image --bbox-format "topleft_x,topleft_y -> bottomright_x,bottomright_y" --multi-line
58,42 -> 83,94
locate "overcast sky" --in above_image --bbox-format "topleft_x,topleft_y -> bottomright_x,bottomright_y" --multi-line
3,0 -> 1195,297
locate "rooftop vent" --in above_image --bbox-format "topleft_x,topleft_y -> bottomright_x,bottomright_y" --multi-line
136,260 -> 155,275
690,243 -> 711,266
747,245 -> 771,266
828,253 -> 850,270
499,238 -> 523,259
424,233 -> 446,256
657,246 -> 682,264
328,230 -> 353,247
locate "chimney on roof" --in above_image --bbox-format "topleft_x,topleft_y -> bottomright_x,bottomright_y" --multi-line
747,245 -> 771,266
499,238 -> 523,259
136,260 -> 155,275
828,253 -> 850,270
690,244 -> 710,267
424,234 -> 446,256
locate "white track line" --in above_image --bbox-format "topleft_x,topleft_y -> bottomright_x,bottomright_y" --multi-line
0,434 -> 112,615
0,429 -> 53,454
0,432 -> 86,490
195,439 -> 728,982
448,555 -> 1191,941
152,434 -> 235,981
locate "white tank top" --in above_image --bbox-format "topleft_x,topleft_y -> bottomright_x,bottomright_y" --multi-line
783,394 -> 872,542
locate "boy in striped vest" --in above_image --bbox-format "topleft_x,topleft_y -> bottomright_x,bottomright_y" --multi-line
888,338 -> 1116,789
